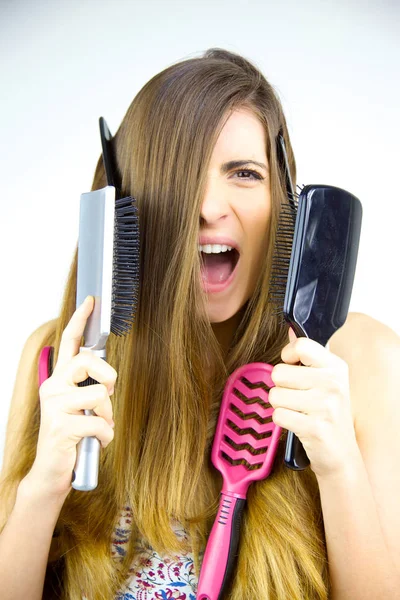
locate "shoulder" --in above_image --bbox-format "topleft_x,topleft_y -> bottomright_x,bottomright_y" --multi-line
28,317 -> 59,346
1,319 -> 58,475
329,311 -> 400,363
9,316 -> 59,418
13,317 -> 59,402
20,317 -> 59,375
15,317 -> 59,404
331,315 -> 400,573
329,311 -> 400,427
0,318 -> 59,526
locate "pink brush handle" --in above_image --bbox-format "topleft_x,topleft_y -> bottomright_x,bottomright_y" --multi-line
198,362 -> 280,598
38,346 -> 52,385
197,493 -> 246,600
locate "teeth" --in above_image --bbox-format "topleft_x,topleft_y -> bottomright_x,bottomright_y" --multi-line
198,244 -> 233,254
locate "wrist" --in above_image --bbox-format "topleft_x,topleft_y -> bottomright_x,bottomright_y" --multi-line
18,472 -> 70,510
315,444 -> 365,486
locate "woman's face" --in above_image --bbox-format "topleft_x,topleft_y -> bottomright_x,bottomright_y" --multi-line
199,107 -> 271,323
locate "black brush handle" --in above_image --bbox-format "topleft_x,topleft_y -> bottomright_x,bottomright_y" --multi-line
99,116 -> 118,188
284,326 -> 332,470
218,498 -> 246,600
284,430 -> 310,470
197,495 -> 246,600
284,322 -> 312,470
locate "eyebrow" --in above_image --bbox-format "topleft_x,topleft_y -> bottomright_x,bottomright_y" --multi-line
220,160 -> 269,174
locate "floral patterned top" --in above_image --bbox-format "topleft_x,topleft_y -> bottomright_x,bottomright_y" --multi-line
110,506 -> 198,600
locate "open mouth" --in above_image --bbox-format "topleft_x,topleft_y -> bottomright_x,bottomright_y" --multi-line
200,248 -> 240,285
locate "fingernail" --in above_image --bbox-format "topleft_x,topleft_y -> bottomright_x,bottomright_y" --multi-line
108,387 -> 115,396
110,420 -> 115,428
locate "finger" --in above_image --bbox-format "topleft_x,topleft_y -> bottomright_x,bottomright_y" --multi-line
269,387 -> 331,415
62,351 -> 117,391
288,327 -> 331,350
65,414 -> 115,448
272,406 -> 310,436
55,296 -> 95,371
59,385 -> 114,425
281,337 -> 340,368
271,362 -> 335,390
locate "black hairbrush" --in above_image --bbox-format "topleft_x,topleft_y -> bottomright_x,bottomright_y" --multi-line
269,133 -> 363,470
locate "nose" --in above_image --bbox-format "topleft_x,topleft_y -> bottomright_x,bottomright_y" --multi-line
200,179 -> 230,226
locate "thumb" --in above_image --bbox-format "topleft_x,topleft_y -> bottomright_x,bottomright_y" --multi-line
288,326 -> 297,343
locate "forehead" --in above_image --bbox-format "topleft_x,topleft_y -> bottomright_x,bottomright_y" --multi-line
211,108 -> 267,160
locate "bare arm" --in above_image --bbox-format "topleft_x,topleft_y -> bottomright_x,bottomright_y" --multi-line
317,451 -> 399,599
323,314 -> 400,598
0,319 -> 62,598
0,300 -> 116,598
0,476 -> 67,600
270,313 -> 400,598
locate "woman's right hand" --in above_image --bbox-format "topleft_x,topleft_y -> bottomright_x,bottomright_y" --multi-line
23,296 -> 117,500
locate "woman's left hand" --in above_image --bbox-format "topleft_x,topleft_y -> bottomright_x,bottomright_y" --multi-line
269,328 -> 360,479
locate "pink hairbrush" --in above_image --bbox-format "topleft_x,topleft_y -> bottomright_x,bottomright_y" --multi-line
197,362 -> 282,600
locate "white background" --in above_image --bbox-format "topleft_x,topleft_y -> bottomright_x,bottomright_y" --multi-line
0,0 -> 399,467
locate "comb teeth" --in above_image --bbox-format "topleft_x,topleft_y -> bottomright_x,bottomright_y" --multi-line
220,376 -> 275,472
111,196 -> 140,336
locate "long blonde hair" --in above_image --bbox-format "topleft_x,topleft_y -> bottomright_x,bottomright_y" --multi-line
1,48 -> 330,599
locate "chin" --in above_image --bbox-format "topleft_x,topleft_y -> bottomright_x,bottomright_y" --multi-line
207,296 -> 246,324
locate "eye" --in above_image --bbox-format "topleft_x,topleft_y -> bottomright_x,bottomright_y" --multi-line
233,169 -> 265,181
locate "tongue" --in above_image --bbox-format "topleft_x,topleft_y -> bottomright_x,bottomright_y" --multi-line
201,252 -> 234,284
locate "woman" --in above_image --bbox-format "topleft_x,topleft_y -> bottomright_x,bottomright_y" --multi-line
0,48 -> 399,600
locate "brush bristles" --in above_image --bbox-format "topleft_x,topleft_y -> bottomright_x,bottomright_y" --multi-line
267,196 -> 298,314
111,196 -> 140,337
